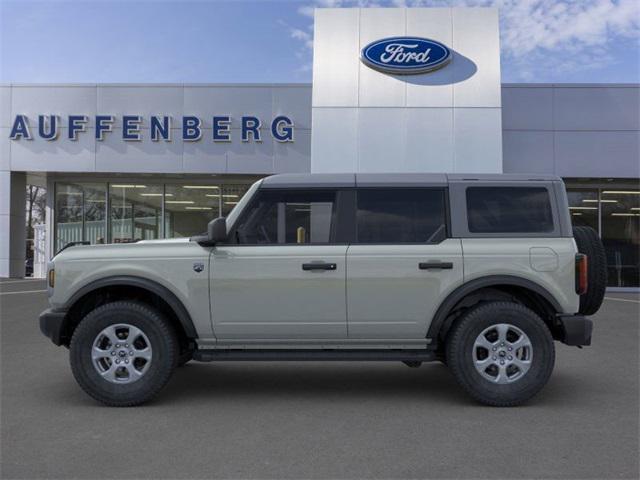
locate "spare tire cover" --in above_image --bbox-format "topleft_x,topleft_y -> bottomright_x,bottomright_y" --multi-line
573,226 -> 607,315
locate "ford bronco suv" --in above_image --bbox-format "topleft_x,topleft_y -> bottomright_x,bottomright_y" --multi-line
40,173 -> 606,407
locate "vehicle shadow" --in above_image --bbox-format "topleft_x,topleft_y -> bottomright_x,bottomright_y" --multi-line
157,361 -> 472,405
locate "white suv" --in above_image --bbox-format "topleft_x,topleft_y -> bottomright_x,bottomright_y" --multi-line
40,173 -> 606,407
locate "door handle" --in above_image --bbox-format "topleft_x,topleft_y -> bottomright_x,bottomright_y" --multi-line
302,262 -> 337,271
419,262 -> 453,270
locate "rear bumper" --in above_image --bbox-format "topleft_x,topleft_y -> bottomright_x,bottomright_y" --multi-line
557,314 -> 593,346
39,308 -> 67,346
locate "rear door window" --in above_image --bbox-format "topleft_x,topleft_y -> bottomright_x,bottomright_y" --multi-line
356,188 -> 447,243
466,187 -> 554,233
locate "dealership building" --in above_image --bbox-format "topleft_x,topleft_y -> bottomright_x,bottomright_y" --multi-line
1,7 -> 638,288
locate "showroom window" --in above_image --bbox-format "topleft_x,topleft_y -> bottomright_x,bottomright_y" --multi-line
601,190 -> 640,288
54,183 -> 84,253
566,189 -> 599,231
566,184 -> 639,288
54,181 -> 256,252
164,185 -> 221,238
109,184 -> 162,243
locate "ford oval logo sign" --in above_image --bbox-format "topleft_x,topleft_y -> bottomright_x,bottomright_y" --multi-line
361,37 -> 451,75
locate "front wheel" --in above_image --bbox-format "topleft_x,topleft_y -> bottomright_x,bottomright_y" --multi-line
446,302 -> 555,407
70,301 -> 179,407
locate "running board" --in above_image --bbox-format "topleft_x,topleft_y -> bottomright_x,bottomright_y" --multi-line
192,349 -> 437,362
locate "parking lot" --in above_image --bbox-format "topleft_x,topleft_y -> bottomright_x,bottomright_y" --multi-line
1,278 -> 638,479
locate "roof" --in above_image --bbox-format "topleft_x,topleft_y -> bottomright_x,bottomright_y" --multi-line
260,173 -> 561,188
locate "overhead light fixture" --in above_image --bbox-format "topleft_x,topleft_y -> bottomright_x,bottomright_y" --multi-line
222,194 -> 239,198
572,212 -> 583,216
224,201 -> 238,205
182,185 -> 220,189
582,199 -> 617,203
611,213 -> 640,217
165,200 -> 195,204
185,206 -> 213,210
631,208 -> 640,211
140,193 -> 172,197
111,184 -> 147,189
205,194 -> 220,198
569,207 -> 597,210
602,191 -> 640,195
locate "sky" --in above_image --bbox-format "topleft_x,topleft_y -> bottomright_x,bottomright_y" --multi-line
1,0 -> 638,84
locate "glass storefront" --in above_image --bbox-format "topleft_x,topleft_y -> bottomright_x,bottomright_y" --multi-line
566,181 -> 640,288
109,184 -> 162,243
54,180 -> 253,253
164,185 -> 222,238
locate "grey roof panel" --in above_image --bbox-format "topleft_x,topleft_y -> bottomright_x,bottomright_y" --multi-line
261,173 -> 356,188
446,173 -> 562,182
356,173 -> 448,187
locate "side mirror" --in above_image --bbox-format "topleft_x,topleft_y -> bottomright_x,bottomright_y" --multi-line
207,217 -> 227,244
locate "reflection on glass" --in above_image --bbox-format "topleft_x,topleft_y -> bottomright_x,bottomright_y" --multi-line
109,184 -> 162,242
567,189 -> 598,231
164,185 -> 221,238
235,190 -> 336,244
55,183 -> 83,253
601,189 -> 640,287
222,184 -> 251,217
84,184 -> 106,245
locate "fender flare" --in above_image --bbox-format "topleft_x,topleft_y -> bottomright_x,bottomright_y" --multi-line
426,275 -> 562,342
64,275 -> 198,338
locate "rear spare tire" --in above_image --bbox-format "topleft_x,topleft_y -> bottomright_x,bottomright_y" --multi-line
573,226 -> 607,315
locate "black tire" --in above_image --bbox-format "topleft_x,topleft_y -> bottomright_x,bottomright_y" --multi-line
177,351 -> 193,367
573,226 -> 607,315
446,302 -> 555,407
70,301 -> 179,407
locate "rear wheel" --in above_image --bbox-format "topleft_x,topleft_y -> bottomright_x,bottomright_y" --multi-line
446,301 -> 555,407
573,226 -> 607,315
70,301 -> 178,407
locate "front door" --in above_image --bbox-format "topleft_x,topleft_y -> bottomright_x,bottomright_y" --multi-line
210,188 -> 348,340
346,188 -> 464,339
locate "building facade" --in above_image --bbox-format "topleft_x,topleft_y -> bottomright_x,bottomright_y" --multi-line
1,7 -> 638,289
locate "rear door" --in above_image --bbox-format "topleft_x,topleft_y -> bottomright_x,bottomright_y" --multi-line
346,188 -> 464,339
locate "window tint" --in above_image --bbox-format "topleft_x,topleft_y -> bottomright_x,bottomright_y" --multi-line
466,187 -> 554,233
356,189 -> 447,243
234,190 -> 336,245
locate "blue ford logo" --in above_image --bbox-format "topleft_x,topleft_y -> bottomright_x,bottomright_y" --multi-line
361,36 -> 451,75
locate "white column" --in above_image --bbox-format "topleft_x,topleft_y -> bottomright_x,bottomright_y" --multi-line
0,171 -> 26,278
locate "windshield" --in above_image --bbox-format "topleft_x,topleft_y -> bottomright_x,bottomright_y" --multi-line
225,179 -> 262,229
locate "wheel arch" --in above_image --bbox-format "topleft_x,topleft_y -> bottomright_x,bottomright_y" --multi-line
59,276 -> 197,347
427,275 -> 562,347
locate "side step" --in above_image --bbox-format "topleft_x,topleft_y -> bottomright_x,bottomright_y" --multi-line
192,349 -> 437,362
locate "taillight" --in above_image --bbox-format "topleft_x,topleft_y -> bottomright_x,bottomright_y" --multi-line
575,254 -> 588,295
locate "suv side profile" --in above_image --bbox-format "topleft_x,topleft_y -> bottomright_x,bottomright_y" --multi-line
40,173 -> 606,407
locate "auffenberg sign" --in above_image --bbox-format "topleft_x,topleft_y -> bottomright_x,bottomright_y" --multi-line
8,114 -> 295,142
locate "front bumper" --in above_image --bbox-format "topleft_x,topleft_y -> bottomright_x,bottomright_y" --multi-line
39,308 -> 68,346
557,314 -> 593,346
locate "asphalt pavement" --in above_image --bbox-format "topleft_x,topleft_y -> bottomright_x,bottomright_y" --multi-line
1,279 -> 638,479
